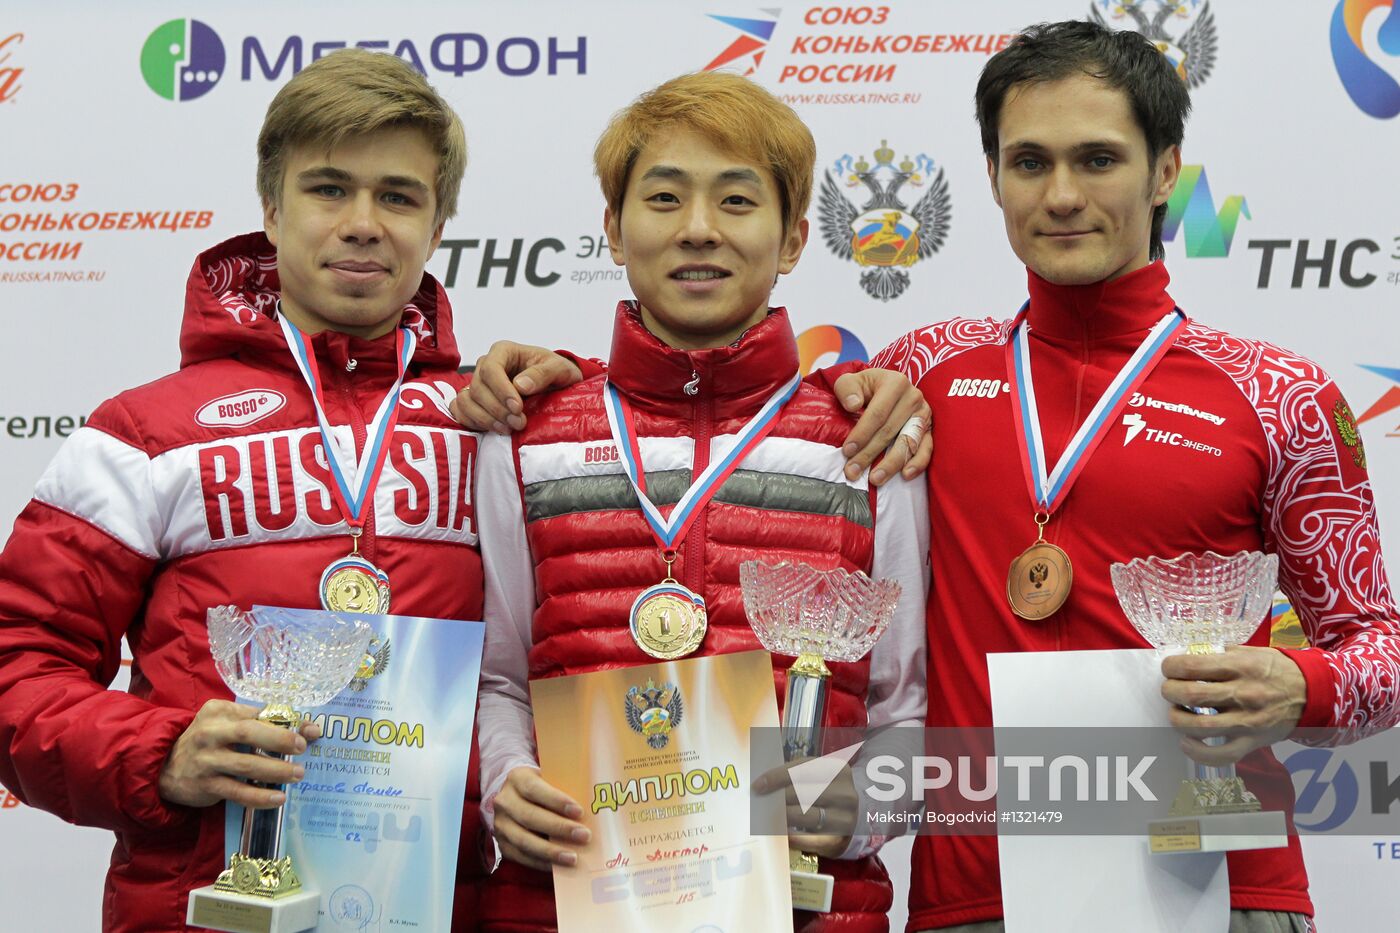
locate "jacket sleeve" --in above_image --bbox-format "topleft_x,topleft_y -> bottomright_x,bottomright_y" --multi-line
1266,380 -> 1400,743
0,399 -> 196,834
838,472 -> 931,860
475,431 -> 543,832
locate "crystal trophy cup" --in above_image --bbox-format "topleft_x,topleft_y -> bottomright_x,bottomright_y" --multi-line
1110,550 -> 1289,854
740,560 -> 901,913
186,606 -> 375,933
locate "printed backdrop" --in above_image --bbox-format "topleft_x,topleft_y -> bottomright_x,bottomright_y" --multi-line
2,1 -> 1398,929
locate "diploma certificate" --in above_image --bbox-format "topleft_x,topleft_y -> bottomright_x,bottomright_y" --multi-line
225,609 -> 484,932
532,649 -> 792,932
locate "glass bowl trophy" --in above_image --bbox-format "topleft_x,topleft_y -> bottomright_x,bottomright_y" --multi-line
740,560 -> 901,913
186,606 -> 375,933
1110,551 -> 1289,854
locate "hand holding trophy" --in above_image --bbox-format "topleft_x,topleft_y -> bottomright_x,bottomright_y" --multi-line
187,606 -> 374,933
740,560 -> 901,913
1111,550 -> 1289,853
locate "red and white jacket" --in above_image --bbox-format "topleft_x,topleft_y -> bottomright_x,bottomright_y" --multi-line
872,261 -> 1400,930
0,233 -> 488,932
474,304 -> 929,933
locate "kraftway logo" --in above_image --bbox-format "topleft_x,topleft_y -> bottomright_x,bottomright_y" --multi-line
817,139 -> 952,301
702,10 -> 779,74
1091,0 -> 1218,88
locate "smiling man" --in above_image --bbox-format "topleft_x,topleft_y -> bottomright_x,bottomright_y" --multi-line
871,20 -> 1400,933
0,50 -> 496,932
472,71 -> 930,933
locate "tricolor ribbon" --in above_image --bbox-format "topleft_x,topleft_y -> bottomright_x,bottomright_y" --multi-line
604,372 -> 801,551
278,311 -> 417,532
1004,304 -> 1186,515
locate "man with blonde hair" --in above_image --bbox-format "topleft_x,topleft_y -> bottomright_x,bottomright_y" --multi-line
472,70 -> 930,933
0,49 -> 497,931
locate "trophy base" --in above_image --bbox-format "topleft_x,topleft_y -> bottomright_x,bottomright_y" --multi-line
186,885 -> 320,933
790,849 -> 834,912
1149,809 -> 1289,854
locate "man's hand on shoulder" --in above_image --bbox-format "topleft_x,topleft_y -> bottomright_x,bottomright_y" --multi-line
450,341 -> 584,434
1160,646 -> 1308,766
158,699 -> 319,809
832,368 -> 932,486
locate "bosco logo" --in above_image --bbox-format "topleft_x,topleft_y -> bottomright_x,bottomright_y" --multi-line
195,389 -> 286,428
141,19 -> 225,101
583,444 -> 620,464
796,325 -> 867,376
1330,0 -> 1400,118
818,139 -> 952,301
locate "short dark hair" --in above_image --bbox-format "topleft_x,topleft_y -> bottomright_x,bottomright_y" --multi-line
974,20 -> 1191,261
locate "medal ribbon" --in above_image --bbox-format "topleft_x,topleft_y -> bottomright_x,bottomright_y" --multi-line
1005,305 -> 1186,514
277,311 -> 417,532
603,371 -> 801,550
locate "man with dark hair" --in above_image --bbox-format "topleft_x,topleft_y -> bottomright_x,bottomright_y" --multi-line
872,19 -> 1400,933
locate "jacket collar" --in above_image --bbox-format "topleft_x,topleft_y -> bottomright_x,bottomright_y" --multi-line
605,302 -> 801,412
1025,260 -> 1177,341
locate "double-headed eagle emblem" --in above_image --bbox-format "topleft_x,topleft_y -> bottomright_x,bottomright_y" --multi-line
817,140 -> 952,301
1090,0 -> 1218,88
624,679 -> 684,750
348,637 -> 391,692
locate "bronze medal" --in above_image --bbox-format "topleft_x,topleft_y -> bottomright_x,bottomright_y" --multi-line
629,582 -> 708,660
1007,540 -> 1073,621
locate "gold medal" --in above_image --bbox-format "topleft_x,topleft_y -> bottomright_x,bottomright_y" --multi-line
629,584 -> 708,659
1007,513 -> 1072,621
320,554 -> 391,615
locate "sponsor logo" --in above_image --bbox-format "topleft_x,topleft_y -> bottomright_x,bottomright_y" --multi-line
1128,391 -> 1226,425
817,139 -> 951,301
1357,364 -> 1400,435
1331,398 -> 1368,468
1090,0 -> 1218,88
141,19 -> 225,101
434,234 -> 620,290
1284,746 -> 1361,831
195,389 -> 286,428
145,26 -> 587,93
796,325 -> 867,376
583,444 -> 621,465
946,377 -> 1009,399
625,679 -> 683,749
1120,412 -> 1222,456
702,11 -> 778,74
1330,0 -> 1400,119
0,32 -> 23,105
1162,165 -> 1249,258
1248,235 -> 1400,288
